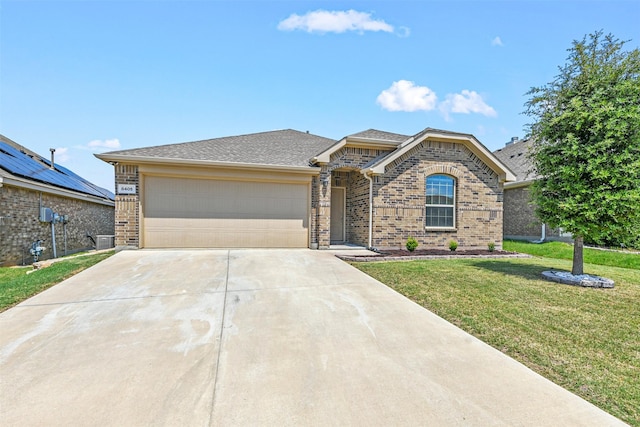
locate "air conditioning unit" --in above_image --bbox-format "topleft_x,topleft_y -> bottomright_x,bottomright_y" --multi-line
96,235 -> 115,250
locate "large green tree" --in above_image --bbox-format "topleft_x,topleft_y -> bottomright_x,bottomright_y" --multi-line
524,31 -> 640,275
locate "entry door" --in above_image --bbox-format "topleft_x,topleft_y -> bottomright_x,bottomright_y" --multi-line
330,187 -> 345,243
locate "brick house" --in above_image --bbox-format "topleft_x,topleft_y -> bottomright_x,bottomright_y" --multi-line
493,138 -> 571,242
1,135 -> 115,266
96,127 -> 515,251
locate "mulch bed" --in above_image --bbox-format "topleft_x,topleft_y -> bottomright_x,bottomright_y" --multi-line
337,249 -> 529,262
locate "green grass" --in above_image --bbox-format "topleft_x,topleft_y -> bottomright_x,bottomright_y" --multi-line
353,257 -> 640,426
504,239 -> 640,270
0,251 -> 114,312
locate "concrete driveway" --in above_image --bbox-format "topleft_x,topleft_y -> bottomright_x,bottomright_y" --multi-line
0,249 -> 625,426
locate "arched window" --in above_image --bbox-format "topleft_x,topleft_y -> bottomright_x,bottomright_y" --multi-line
426,174 -> 455,228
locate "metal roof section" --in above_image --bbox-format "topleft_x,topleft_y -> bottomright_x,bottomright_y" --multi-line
0,136 -> 114,200
361,128 -> 517,183
97,129 -> 335,168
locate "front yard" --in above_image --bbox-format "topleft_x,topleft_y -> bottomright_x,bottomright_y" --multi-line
353,252 -> 640,426
0,251 -> 114,312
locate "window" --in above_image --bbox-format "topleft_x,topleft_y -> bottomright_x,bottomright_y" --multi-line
426,174 -> 455,228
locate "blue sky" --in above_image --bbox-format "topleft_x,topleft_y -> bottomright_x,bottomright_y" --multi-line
1,0 -> 638,192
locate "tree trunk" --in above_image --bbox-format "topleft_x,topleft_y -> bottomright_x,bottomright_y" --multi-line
572,235 -> 584,275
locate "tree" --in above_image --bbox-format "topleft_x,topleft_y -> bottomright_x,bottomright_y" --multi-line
524,31 -> 640,275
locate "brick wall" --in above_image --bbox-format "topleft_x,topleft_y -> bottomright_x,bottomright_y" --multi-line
114,164 -> 140,248
503,185 -> 563,240
319,140 -> 506,250
315,146 -> 393,248
0,185 -> 114,266
371,141 -> 504,250
345,171 -> 369,247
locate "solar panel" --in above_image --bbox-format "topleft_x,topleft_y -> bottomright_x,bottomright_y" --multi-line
0,141 -> 114,200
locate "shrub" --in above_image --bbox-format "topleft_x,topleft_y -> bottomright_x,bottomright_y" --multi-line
449,240 -> 458,251
406,237 -> 418,252
488,242 -> 496,252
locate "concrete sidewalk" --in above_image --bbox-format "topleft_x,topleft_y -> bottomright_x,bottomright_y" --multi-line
0,249 -> 626,426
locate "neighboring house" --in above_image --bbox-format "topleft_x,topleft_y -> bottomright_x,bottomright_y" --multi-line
96,128 -> 515,251
0,135 -> 115,266
493,137 -> 571,242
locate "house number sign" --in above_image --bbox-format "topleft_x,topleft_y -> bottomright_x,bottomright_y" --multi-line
117,184 -> 136,195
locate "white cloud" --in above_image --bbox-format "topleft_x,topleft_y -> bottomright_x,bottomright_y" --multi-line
376,80 -> 438,112
377,81 -> 497,120
87,138 -> 121,149
491,36 -> 503,47
439,90 -> 497,120
278,10 -> 397,34
53,147 -> 70,163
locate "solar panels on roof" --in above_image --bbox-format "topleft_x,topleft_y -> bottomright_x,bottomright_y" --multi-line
0,141 -> 114,200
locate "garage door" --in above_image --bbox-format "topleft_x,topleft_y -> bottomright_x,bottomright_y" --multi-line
143,176 -> 309,248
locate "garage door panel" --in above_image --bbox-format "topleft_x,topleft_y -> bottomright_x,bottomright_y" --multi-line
144,176 -> 309,248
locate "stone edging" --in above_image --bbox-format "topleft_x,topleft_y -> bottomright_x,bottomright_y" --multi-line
541,270 -> 615,288
337,254 -> 532,262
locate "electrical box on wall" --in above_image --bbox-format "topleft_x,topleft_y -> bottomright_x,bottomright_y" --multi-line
39,207 -> 53,223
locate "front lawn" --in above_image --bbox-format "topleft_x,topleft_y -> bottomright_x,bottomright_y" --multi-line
0,251 -> 114,312
353,257 -> 640,426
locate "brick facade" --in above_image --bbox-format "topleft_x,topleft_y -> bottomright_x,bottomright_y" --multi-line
0,185 -> 114,266
114,164 -> 140,248
503,184 -> 564,241
317,140 -> 505,250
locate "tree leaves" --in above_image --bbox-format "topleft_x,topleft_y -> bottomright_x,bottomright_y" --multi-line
524,31 -> 640,249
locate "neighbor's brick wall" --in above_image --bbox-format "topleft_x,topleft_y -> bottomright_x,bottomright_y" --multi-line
0,185 -> 114,266
371,141 -> 504,250
114,164 -> 140,248
503,185 -> 561,240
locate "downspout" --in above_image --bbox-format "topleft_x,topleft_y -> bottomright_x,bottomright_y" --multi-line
532,223 -> 546,244
364,172 -> 374,250
51,221 -> 57,258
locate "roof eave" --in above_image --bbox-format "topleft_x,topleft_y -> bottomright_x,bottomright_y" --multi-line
504,178 -> 536,189
95,153 -> 321,174
0,174 -> 115,206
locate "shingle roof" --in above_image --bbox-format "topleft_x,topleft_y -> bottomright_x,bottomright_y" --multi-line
348,129 -> 409,143
492,138 -> 536,181
0,134 -> 114,200
103,129 -> 336,168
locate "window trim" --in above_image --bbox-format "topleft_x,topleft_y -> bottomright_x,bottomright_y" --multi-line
425,174 -> 456,230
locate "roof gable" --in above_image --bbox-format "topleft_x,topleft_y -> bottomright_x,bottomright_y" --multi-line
363,128 -> 517,183
312,129 -> 409,164
98,129 -> 335,169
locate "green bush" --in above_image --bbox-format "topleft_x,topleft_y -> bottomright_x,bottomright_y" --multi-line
488,242 -> 496,252
406,236 -> 418,252
449,240 -> 458,251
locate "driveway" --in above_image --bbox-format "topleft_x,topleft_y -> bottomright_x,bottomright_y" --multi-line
0,249 -> 625,426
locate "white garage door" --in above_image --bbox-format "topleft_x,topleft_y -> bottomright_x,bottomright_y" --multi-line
143,176 -> 309,248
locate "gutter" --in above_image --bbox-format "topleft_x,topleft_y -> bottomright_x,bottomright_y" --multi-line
1,175 -> 114,206
95,154 -> 320,175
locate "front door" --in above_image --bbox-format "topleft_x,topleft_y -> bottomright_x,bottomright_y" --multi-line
330,187 -> 345,243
